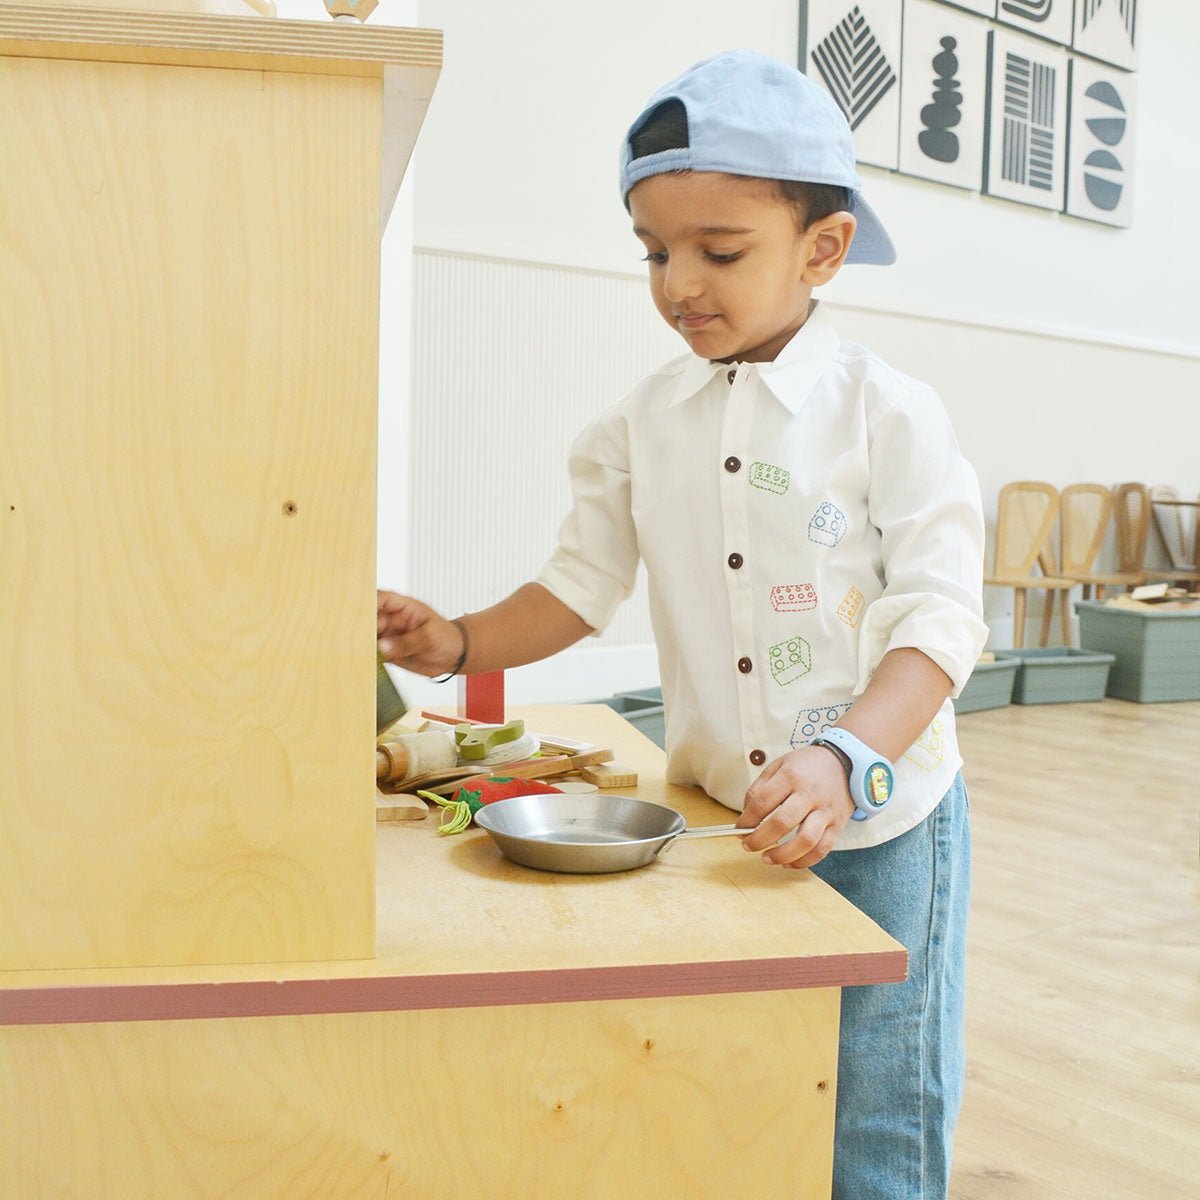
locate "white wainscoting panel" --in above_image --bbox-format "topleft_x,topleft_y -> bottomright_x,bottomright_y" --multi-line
400,249 -> 678,703
398,247 -> 1200,706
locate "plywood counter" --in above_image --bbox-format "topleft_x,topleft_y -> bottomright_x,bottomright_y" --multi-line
0,704 -> 904,1198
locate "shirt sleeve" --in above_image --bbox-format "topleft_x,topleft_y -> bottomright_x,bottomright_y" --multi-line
855,386 -> 989,697
535,407 -> 640,633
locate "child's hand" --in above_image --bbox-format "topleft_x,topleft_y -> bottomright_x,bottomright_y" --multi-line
736,746 -> 856,869
377,591 -> 465,678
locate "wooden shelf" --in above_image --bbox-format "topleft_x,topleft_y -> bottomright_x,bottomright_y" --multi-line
0,706 -> 904,1023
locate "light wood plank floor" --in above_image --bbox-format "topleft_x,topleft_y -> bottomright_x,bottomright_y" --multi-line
949,699 -> 1199,1200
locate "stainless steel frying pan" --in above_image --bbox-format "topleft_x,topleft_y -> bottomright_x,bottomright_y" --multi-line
472,793 -> 746,874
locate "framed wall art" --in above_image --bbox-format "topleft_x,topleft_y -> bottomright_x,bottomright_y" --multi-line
1073,0 -> 1139,71
1065,57 -> 1137,226
995,0 -> 1074,48
800,0 -> 904,169
899,0 -> 990,189
983,27 -> 1069,209
799,0 -> 1140,228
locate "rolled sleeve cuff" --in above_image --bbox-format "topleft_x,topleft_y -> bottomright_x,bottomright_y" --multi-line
854,593 -> 990,697
536,559 -> 628,636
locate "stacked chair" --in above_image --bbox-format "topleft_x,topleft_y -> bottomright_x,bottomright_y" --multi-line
986,480 -> 1199,648
984,481 -> 1076,649
1148,485 -> 1200,590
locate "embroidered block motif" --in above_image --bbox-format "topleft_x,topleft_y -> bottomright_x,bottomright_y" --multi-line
770,583 -> 818,612
769,636 -> 813,687
808,501 -> 846,546
837,587 -> 866,627
790,702 -> 854,748
749,462 -> 790,495
904,720 -> 946,771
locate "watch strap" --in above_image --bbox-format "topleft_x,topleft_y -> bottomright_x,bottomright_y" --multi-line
809,727 -> 894,821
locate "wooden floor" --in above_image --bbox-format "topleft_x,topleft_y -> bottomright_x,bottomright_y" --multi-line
949,698 -> 1199,1200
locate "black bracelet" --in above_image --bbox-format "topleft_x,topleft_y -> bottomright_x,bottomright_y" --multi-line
431,618 -> 469,683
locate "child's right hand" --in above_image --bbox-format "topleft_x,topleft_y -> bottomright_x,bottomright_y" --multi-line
377,591 -> 466,678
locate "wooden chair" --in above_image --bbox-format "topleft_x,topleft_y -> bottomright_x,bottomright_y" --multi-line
1147,485 -> 1200,591
985,481 -> 1076,648
1113,482 -> 1151,591
1038,483 -> 1122,641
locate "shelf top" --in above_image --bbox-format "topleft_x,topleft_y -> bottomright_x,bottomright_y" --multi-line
0,4 -> 441,74
0,706 -> 904,1026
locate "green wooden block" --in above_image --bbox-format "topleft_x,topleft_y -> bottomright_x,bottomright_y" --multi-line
994,647 -> 1116,705
1075,600 -> 1200,702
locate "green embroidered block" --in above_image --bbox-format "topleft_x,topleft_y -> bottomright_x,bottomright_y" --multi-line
769,636 -> 812,686
749,462 -> 790,495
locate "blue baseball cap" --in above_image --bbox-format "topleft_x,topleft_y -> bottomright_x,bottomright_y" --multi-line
619,49 -> 896,266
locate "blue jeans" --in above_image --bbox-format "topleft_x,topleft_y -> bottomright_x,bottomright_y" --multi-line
812,773 -> 971,1200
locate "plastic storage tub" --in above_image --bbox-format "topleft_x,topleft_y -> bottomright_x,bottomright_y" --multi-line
600,688 -> 666,748
954,657 -> 1020,714
1075,600 -> 1200,702
994,647 -> 1116,705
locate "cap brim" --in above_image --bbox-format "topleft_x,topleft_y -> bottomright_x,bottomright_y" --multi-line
844,192 -> 896,266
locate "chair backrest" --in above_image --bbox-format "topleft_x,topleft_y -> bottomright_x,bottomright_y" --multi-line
1150,485 -> 1196,570
993,481 -> 1059,577
1059,483 -> 1114,576
1113,482 -> 1150,574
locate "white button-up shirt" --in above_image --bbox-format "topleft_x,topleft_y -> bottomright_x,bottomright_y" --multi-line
537,303 -> 989,848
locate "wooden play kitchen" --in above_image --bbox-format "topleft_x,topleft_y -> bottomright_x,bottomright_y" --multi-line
0,5 -> 902,1196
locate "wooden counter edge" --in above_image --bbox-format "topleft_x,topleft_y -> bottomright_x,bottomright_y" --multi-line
0,949 -> 906,1026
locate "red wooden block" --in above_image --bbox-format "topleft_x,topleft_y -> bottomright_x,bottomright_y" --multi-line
458,671 -> 505,724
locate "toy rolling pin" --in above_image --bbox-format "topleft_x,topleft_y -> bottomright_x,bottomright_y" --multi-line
376,731 -> 457,786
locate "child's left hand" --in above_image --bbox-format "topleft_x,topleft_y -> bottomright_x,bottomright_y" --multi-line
736,746 -> 856,869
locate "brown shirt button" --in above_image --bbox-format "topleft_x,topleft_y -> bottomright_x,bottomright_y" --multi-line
727,552 -> 743,569
724,456 -> 741,473
726,369 -> 736,384
749,748 -> 767,766
737,657 -> 753,674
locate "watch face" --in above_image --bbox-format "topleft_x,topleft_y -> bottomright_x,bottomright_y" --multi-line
866,763 -> 893,808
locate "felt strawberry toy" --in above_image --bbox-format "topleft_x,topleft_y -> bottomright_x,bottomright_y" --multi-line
418,776 -> 562,836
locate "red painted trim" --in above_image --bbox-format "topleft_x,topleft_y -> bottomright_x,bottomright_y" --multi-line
0,951 -> 906,1027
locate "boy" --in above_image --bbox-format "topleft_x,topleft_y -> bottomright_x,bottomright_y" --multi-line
379,50 -> 988,1200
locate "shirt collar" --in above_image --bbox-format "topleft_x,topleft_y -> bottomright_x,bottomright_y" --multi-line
666,301 -> 841,413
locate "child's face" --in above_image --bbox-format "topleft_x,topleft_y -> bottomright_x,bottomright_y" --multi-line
630,171 -> 820,363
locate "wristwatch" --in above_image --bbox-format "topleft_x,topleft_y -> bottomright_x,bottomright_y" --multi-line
809,727 -> 895,821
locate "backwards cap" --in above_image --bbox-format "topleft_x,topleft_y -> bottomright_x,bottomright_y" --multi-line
619,49 -> 896,266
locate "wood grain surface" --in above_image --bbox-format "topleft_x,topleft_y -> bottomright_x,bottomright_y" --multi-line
0,988 -> 840,1200
951,699 -> 1199,1199
0,52 -> 381,969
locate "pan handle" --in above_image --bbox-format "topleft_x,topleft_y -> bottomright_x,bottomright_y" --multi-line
673,823 -> 748,840
657,823 -> 799,859
655,823 -> 747,859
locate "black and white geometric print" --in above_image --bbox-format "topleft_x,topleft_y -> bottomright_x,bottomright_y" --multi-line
1073,0 -> 1139,70
995,0 -> 1073,47
983,28 -> 1067,209
1065,58 -> 1136,226
801,0 -> 1140,225
801,0 -> 904,169
811,7 -> 898,130
899,0 -> 989,189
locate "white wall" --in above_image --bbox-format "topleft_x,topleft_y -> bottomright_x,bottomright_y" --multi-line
275,0 -> 1199,704
412,0 -> 1200,355
273,0 -> 417,597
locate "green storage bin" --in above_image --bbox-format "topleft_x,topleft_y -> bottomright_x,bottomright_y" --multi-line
1075,600 -> 1200,702
995,647 -> 1116,705
600,688 -> 666,748
954,657 -> 1019,713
